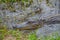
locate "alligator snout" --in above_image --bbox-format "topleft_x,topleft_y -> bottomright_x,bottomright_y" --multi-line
13,20 -> 40,30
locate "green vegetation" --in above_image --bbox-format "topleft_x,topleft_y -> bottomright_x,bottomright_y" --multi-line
0,29 -> 21,40
0,17 -> 3,23
0,0 -> 32,3
0,27 -> 60,40
28,33 -> 37,40
0,25 -> 60,40
0,0 -> 33,11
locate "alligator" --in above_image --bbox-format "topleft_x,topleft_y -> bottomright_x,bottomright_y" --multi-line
13,15 -> 60,30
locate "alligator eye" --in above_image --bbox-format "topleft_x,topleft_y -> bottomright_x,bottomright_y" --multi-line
27,21 -> 32,24
27,21 -> 36,24
13,26 -> 16,29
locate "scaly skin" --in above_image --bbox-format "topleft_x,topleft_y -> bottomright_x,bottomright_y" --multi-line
13,15 -> 60,30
